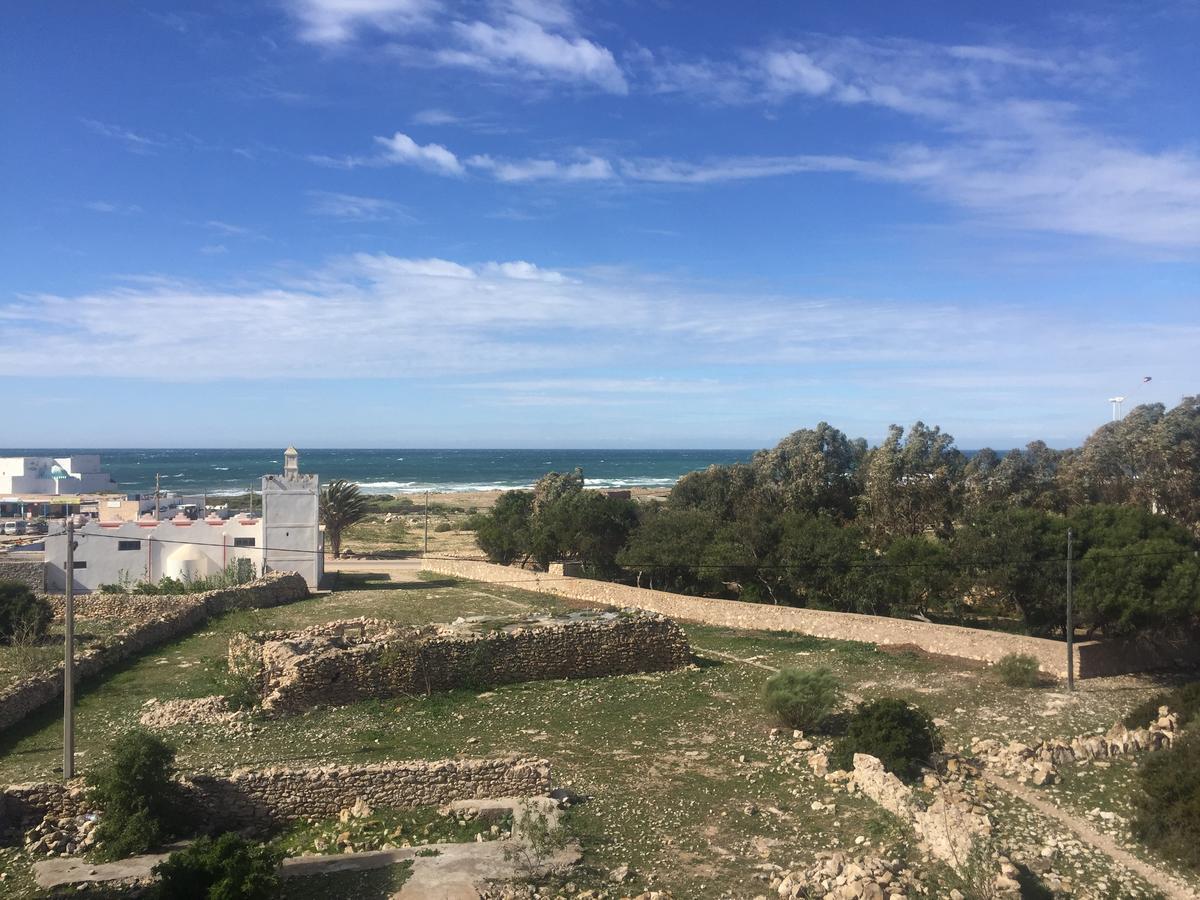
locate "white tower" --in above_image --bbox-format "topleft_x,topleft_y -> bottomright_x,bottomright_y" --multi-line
261,446 -> 323,587
284,445 -> 300,477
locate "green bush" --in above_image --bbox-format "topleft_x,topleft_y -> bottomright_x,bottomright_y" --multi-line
0,579 -> 51,644
1123,681 -> 1200,730
153,833 -> 282,900
433,521 -> 454,532
1133,734 -> 1200,871
993,652 -> 1042,687
829,698 -> 943,780
763,667 -> 842,732
88,730 -> 180,860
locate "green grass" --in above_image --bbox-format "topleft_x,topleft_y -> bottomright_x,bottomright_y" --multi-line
272,805 -> 507,858
0,570 -> 1189,898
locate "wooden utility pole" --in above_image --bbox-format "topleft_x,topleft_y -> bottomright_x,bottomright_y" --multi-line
423,491 -> 429,556
63,518 -> 76,780
154,472 -> 161,520
1066,528 -> 1075,692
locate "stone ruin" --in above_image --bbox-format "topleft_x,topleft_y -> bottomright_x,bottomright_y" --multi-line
228,609 -> 692,713
970,705 -> 1180,785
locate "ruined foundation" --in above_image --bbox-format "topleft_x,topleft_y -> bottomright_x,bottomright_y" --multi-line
229,609 -> 692,713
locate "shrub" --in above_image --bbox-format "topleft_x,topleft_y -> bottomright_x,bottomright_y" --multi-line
0,580 -> 51,644
88,730 -> 180,860
763,667 -> 842,732
1133,734 -> 1200,871
1123,681 -> 1200,730
433,521 -> 454,532
829,698 -> 943,780
153,833 -> 282,900
993,653 -> 1042,688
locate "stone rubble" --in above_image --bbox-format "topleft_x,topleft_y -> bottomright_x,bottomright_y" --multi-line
22,813 -> 98,858
138,695 -> 248,730
970,706 -> 1179,785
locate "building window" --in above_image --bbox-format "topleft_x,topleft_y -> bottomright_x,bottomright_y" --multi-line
117,540 -> 141,551
233,537 -> 256,548
73,561 -> 87,569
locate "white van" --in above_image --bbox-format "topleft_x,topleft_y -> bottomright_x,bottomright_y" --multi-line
2,521 -> 27,536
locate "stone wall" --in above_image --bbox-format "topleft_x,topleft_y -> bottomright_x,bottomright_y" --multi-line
39,574 -> 309,620
0,756 -> 550,838
230,609 -> 691,713
426,558 -> 1199,680
0,573 -> 309,733
0,556 -> 44,593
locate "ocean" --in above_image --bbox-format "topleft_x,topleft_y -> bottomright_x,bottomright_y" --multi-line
1,449 -> 754,496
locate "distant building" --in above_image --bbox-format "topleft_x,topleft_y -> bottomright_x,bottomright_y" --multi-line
0,456 -> 118,494
43,448 -> 323,591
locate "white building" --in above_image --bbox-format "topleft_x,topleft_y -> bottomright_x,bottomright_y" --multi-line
44,448 -> 323,591
0,456 -> 118,494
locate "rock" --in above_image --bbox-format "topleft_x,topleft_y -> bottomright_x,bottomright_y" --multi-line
609,864 -> 630,883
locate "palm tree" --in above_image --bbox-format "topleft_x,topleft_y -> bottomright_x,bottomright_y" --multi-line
321,479 -> 369,559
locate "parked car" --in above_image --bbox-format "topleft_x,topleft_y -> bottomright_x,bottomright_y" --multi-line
2,521 -> 27,536
25,520 -> 48,534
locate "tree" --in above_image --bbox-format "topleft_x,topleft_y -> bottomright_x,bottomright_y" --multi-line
668,463 -> 759,520
953,505 -> 1066,636
859,422 -> 965,543
775,513 -> 879,613
320,479 -> 369,559
617,506 -> 719,592
532,468 -> 584,515
153,834 -> 282,900
750,422 -> 866,520
880,536 -> 957,619
0,579 -> 51,644
476,491 -> 533,565
88,730 -> 180,860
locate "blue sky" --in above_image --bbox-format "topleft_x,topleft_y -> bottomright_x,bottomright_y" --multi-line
2,0 -> 1197,449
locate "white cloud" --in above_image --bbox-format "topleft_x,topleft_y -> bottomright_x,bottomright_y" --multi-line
481,260 -> 569,282
308,190 -> 413,221
467,152 -> 614,182
289,0 -> 437,44
441,14 -> 627,93
760,50 -> 835,97
375,131 -> 464,174
411,107 -> 461,125
3,254 -> 1195,400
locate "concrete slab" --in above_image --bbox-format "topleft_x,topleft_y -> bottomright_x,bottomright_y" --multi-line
32,797 -> 579,897
33,843 -> 189,890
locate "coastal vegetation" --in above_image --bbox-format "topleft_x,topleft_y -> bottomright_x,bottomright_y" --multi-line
472,396 -> 1200,639
320,479 -> 369,559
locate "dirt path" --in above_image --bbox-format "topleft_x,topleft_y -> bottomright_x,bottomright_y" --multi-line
693,646 -> 780,673
983,772 -> 1198,900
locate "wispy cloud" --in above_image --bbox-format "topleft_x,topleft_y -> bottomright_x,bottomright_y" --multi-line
307,190 -> 414,221
3,254 -> 1195,403
288,0 -> 438,44
85,201 -> 143,214
286,0 -> 627,93
81,118 -> 164,153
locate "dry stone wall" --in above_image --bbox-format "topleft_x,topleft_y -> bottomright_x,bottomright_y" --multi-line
0,756 -> 550,838
230,609 -> 691,713
0,573 -> 308,733
0,557 -> 44,593
426,559 -> 1197,679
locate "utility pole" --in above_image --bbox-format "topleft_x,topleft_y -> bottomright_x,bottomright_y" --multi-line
423,490 -> 429,557
63,518 -> 76,780
154,472 -> 161,520
1066,528 -> 1075,693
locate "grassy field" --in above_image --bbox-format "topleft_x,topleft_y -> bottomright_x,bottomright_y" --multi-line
0,570 -> 1193,898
